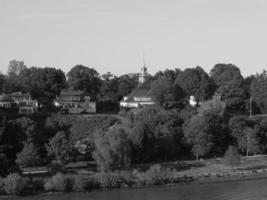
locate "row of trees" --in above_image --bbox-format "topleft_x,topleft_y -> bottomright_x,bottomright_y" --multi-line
1,60 -> 267,174
1,60 -> 267,113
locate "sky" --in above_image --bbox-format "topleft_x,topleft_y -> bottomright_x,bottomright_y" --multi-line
1,0 -> 267,77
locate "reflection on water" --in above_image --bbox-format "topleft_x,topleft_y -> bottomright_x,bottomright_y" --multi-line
15,179 -> 267,200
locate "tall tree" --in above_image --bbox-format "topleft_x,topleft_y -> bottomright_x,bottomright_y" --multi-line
251,71 -> 267,113
29,67 -> 66,103
7,60 -> 26,76
175,66 -> 215,103
67,65 -> 101,97
92,126 -> 132,171
5,60 -> 27,93
117,74 -> 137,99
229,116 -> 259,155
0,73 -> 6,93
150,79 -> 183,106
45,131 -> 75,164
242,127 -> 259,156
183,114 -> 213,160
210,64 -> 246,110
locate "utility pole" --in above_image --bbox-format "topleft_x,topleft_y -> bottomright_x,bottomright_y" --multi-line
249,96 -> 253,117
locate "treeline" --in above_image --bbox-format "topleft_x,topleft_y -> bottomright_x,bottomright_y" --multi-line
1,60 -> 267,113
1,60 -> 267,175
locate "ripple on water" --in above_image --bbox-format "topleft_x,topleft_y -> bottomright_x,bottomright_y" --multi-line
14,178 -> 267,200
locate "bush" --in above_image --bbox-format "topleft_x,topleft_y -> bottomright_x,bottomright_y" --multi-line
15,142 -> 41,168
3,173 -> 26,195
47,161 -> 64,175
44,173 -> 70,192
93,172 -> 122,189
224,146 -> 241,166
134,164 -> 168,186
0,178 -> 5,195
73,176 -> 98,192
31,177 -> 44,191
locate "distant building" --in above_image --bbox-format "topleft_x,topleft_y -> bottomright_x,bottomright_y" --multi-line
0,94 -> 14,109
54,90 -> 96,114
9,92 -> 38,114
120,65 -> 155,109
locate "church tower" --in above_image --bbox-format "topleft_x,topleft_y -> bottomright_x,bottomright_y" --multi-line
138,56 -> 148,86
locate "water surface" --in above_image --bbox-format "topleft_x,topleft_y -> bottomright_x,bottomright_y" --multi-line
15,178 -> 267,200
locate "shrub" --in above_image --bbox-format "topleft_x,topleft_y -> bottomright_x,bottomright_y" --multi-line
44,173 -> 68,192
31,177 -> 44,191
73,176 -> 98,192
92,127 -> 132,171
47,161 -> 64,175
134,164 -> 168,186
224,146 -> 241,166
3,173 -> 26,195
93,172 -> 122,188
15,142 -> 41,168
0,178 -> 5,195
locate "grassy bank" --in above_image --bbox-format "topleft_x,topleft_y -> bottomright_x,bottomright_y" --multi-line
2,156 -> 267,197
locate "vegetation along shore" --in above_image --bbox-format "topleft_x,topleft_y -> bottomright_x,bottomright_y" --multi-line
2,61 -> 267,196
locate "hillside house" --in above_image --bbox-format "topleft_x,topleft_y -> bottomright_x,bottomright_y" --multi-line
54,90 -> 96,114
120,66 -> 155,108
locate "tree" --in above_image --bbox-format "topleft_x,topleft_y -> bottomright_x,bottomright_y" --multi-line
0,73 -> 6,93
150,79 -> 183,106
131,106 -> 184,162
67,65 -> 101,96
15,117 -> 37,143
229,116 -> 259,155
184,106 -> 230,160
198,96 -> 226,116
7,60 -> 26,76
243,127 -> 259,156
251,71 -> 267,113
5,60 -> 27,93
210,64 -> 245,110
45,131 -> 75,164
97,75 -> 119,112
92,126 -> 132,171
30,67 -> 66,103
224,146 -> 241,166
117,74 -> 137,99
183,114 -> 213,160
153,69 -> 180,82
175,66 -> 215,103
254,118 -> 267,152
15,142 -> 41,167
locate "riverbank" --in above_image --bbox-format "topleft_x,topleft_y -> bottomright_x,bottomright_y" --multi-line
2,155 -> 267,197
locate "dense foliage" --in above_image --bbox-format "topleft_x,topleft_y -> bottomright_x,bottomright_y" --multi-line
1,59 -> 267,182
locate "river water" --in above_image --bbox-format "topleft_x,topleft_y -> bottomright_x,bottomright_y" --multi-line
15,178 -> 267,200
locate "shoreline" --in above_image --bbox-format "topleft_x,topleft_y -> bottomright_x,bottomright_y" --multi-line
3,169 -> 267,198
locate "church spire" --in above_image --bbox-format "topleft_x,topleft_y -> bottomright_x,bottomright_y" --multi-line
139,54 -> 148,86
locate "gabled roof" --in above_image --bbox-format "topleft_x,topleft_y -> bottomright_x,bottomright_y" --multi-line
0,94 -> 13,102
60,89 -> 86,96
9,92 -> 31,97
122,87 -> 154,103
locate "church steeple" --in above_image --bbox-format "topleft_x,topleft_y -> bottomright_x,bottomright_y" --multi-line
138,56 -> 148,86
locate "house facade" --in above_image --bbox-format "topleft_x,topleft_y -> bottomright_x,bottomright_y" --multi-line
120,66 -> 155,109
9,92 -> 38,114
0,92 -> 38,114
54,90 -> 96,114
0,94 -> 14,109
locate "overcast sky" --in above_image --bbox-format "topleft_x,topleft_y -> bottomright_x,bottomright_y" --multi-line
1,0 -> 267,76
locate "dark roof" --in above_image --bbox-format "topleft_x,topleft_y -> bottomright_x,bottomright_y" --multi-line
123,87 -> 154,103
60,89 -> 86,96
9,92 -> 31,97
0,94 -> 13,102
